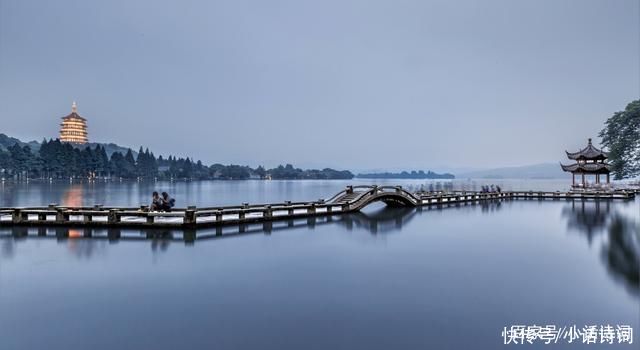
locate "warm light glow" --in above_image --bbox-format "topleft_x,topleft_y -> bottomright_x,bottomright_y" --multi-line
59,102 -> 89,144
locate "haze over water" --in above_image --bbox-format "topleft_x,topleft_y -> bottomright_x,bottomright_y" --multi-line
0,180 -> 638,349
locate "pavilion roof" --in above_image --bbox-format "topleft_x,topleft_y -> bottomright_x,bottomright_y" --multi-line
560,162 -> 610,173
565,138 -> 608,160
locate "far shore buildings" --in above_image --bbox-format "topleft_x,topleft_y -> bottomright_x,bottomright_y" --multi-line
59,101 -> 88,144
561,138 -> 611,187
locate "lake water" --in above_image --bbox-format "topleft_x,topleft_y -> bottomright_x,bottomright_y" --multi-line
0,180 -> 638,349
0,178 -> 578,208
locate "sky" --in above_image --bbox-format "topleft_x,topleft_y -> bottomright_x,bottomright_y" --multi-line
0,0 -> 638,172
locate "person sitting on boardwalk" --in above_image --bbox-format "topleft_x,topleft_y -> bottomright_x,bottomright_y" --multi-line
160,192 -> 175,211
150,191 -> 163,211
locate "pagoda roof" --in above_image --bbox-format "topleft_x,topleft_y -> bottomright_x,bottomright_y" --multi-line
560,162 -> 610,173
61,111 -> 86,121
565,138 -> 608,160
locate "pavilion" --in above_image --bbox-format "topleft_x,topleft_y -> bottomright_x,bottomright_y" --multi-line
561,138 -> 610,187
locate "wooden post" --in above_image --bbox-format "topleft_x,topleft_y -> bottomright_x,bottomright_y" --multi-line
108,209 -> 120,224
184,206 -> 197,227
84,213 -> 93,223
56,208 -> 68,223
238,210 -> 245,220
307,203 -> 316,214
215,210 -> 223,222
12,209 -> 22,224
341,203 -> 349,212
38,212 -> 47,221
263,206 -> 272,219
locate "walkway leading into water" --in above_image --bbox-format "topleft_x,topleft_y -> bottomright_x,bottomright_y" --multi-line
0,185 -> 636,229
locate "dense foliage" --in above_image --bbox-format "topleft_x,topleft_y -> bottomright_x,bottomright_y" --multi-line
357,170 -> 454,179
0,138 -> 354,181
599,100 -> 640,179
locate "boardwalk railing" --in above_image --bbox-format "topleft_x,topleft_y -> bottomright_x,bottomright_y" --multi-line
0,186 -> 636,229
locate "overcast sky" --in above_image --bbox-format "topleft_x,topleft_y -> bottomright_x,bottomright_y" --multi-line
1,0 -> 638,171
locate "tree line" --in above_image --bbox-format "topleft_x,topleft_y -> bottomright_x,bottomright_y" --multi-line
0,139 -> 354,180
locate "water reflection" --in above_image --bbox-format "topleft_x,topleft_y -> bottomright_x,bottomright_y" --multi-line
62,185 -> 83,207
562,200 -> 639,297
2,200 -> 637,299
0,201 -> 505,261
601,214 -> 639,297
563,200 -> 612,244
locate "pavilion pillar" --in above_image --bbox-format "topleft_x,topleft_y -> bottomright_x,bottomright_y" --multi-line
606,173 -> 610,184
572,173 -> 575,186
581,173 -> 585,187
596,174 -> 599,184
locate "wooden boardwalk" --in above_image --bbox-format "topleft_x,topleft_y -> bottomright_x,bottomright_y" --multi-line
0,185 -> 636,230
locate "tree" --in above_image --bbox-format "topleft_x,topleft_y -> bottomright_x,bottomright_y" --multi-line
599,100 -> 640,179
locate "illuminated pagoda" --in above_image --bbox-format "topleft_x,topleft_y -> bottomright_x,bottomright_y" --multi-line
59,101 -> 88,144
561,138 -> 610,187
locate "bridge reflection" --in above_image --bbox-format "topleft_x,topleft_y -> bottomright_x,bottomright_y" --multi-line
0,201 -> 505,262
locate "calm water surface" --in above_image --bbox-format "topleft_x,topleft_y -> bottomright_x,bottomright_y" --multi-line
0,178 -> 575,208
0,180 -> 638,349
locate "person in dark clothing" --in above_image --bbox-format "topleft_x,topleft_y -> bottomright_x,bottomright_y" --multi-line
150,191 -> 163,211
160,192 -> 175,211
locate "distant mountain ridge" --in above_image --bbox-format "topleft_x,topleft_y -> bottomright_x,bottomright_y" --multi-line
357,170 -> 454,179
0,133 -> 137,158
0,134 -> 40,152
456,163 -> 566,179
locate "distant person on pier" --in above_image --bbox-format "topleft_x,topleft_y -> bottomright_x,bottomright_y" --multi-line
160,192 -> 175,211
150,191 -> 162,211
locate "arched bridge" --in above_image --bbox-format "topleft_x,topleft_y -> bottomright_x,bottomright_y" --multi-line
325,185 -> 420,211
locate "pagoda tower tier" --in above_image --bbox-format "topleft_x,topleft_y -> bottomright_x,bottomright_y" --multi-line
59,101 -> 88,144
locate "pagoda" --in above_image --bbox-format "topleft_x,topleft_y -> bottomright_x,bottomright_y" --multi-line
561,138 -> 610,187
59,101 -> 88,144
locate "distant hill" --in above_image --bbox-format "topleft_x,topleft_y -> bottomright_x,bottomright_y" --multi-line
0,133 -> 137,158
78,142 -> 138,158
0,134 -> 40,152
357,170 -> 455,179
456,163 -> 566,179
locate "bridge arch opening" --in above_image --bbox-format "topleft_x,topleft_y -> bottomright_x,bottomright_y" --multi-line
356,192 -> 417,210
